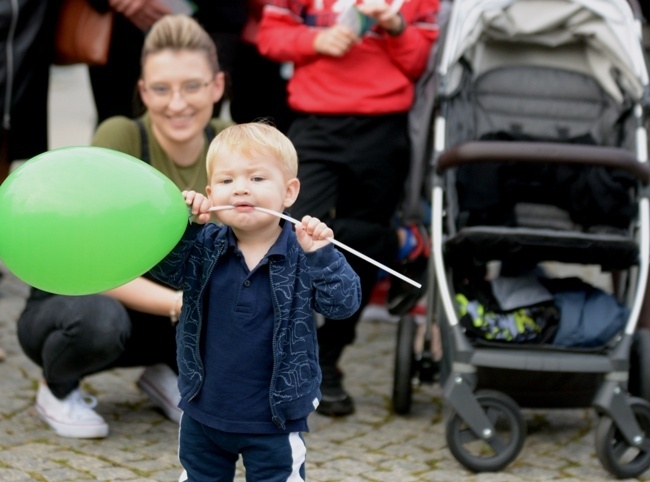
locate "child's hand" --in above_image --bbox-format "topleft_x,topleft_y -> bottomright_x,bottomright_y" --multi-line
182,190 -> 211,224
296,215 -> 333,252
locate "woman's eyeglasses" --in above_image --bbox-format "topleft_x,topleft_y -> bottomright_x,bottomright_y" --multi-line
144,79 -> 213,103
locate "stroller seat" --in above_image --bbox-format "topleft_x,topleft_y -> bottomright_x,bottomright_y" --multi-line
439,140 -> 648,270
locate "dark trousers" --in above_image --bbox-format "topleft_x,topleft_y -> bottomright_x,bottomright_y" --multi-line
288,114 -> 410,368
179,415 -> 306,482
229,41 -> 294,134
1,0 -> 61,177
17,293 -> 177,398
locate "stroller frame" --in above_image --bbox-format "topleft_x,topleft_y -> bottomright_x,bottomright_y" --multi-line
422,0 -> 650,477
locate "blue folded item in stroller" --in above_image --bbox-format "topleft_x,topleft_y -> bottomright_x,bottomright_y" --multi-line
548,278 -> 629,348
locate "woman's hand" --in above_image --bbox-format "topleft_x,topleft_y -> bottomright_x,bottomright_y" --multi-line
104,277 -> 182,321
169,290 -> 183,324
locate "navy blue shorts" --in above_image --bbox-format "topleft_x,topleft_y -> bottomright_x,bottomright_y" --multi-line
178,414 -> 306,482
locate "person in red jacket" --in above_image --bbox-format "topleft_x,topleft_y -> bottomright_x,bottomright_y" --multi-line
258,0 -> 439,416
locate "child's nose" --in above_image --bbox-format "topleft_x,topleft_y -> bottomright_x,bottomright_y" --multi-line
233,179 -> 250,194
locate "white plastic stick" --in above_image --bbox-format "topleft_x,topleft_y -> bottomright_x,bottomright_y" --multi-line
208,205 -> 235,212
208,205 -> 421,288
253,206 -> 421,289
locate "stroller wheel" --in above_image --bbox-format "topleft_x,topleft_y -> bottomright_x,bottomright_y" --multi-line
595,397 -> 650,479
392,315 -> 417,414
445,389 -> 525,472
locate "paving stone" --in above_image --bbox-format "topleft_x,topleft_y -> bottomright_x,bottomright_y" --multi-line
0,469 -> 34,481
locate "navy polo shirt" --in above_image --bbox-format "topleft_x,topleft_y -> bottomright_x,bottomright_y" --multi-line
182,222 -> 308,434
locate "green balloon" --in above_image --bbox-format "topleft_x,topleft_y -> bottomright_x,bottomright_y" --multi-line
0,146 -> 188,295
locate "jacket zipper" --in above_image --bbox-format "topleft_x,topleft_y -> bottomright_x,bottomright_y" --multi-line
268,259 -> 285,429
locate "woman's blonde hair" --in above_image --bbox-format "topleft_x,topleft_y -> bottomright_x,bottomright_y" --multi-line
206,123 -> 299,178
141,15 -> 219,74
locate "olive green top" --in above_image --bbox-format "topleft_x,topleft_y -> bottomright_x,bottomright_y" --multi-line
92,114 -> 232,193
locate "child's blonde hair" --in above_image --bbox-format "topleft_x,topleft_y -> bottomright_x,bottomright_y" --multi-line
206,123 -> 299,179
141,15 -> 219,74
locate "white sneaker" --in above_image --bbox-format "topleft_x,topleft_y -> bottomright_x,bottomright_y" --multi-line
36,381 -> 109,439
137,364 -> 182,423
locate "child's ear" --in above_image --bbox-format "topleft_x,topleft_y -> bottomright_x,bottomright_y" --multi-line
283,177 -> 300,208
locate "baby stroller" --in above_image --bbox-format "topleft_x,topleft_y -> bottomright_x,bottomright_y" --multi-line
411,0 -> 650,478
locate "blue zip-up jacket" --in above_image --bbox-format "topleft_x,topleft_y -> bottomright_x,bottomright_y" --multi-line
150,220 -> 361,429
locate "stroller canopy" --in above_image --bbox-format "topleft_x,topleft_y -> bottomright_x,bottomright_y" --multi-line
439,0 -> 648,103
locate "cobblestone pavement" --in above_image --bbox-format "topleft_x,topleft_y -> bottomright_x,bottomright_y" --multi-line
0,264 -> 649,482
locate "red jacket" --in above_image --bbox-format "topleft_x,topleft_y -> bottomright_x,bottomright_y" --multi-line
257,0 -> 439,115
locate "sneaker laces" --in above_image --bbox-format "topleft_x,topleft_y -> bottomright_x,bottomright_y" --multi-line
63,390 -> 101,420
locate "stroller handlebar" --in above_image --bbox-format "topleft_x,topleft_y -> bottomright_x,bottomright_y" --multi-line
437,141 -> 650,183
